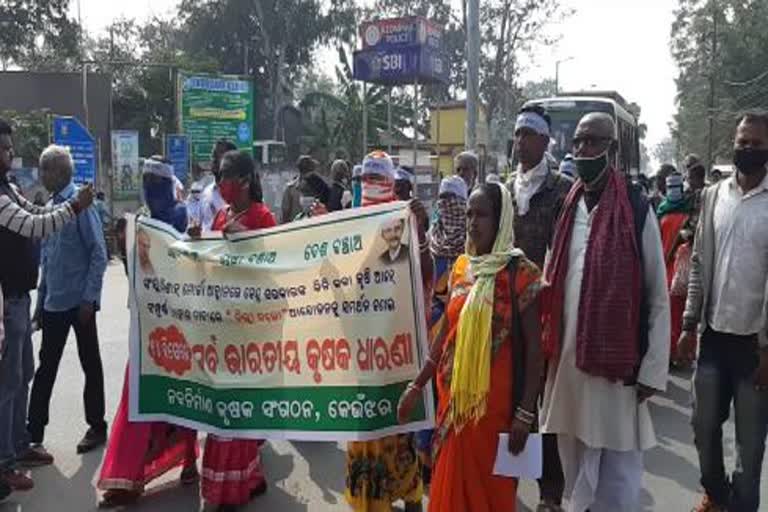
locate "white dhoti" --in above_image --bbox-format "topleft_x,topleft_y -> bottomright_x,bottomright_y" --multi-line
558,435 -> 643,512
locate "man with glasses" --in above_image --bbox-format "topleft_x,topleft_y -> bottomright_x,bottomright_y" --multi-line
507,104 -> 572,512
540,112 -> 670,512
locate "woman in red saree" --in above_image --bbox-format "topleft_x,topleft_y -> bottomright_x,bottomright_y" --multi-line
398,182 -> 544,512
97,157 -> 199,508
200,150 -> 275,512
657,172 -> 694,363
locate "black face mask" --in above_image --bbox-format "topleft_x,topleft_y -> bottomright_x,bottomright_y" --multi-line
733,148 -> 768,175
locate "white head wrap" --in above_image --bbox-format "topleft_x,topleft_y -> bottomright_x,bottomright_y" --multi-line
143,159 -> 174,180
395,167 -> 416,184
362,151 -> 395,180
439,175 -> 468,200
514,111 -> 550,137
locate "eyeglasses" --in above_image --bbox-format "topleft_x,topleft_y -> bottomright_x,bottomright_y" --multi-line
572,136 -> 611,149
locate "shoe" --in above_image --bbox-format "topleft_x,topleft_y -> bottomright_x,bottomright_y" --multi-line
692,494 -> 726,512
537,503 -> 565,512
250,480 -> 267,499
98,489 -> 140,508
180,464 -> 199,485
16,445 -> 54,467
1,469 -> 34,491
77,426 -> 107,454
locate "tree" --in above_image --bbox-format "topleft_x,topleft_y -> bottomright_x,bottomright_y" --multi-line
653,136 -> 679,168
0,109 -> 51,166
178,0 -> 358,140
671,0 -> 768,166
0,0 -> 81,71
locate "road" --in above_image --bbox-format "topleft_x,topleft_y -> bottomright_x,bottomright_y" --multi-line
2,262 -> 766,511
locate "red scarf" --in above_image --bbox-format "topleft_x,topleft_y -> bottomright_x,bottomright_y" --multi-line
541,168 -> 642,381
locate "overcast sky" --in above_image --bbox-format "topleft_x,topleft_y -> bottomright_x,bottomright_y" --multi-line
71,0 -> 678,156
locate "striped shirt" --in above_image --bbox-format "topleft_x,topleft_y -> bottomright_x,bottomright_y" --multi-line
0,183 -> 75,239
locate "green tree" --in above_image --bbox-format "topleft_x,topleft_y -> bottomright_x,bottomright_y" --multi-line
178,0 -> 357,140
0,0 -> 81,71
671,0 -> 768,166
0,109 -> 51,166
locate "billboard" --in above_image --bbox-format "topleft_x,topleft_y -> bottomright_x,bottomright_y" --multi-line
178,73 -> 254,165
353,17 -> 447,86
52,116 -> 96,184
111,130 -> 140,200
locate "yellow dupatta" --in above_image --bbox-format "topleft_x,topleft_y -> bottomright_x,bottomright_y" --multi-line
449,182 -> 521,430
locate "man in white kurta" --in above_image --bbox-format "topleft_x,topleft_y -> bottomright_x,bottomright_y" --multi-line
540,113 -> 670,512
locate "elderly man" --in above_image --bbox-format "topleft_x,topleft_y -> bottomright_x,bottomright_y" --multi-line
454,151 -> 478,190
0,122 -> 93,493
507,104 -> 572,511
540,112 -> 670,512
679,113 -> 768,512
281,155 -> 319,223
22,145 -> 108,465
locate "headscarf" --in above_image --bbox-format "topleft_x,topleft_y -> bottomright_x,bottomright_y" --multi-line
361,151 -> 396,206
142,158 -> 188,232
430,176 -> 468,259
657,173 -> 689,217
450,182 -> 522,430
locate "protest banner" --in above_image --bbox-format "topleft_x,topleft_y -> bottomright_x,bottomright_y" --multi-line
127,202 -> 433,441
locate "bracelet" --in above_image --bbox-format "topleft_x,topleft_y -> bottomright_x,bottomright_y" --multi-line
407,381 -> 423,392
514,406 -> 536,423
514,410 -> 535,426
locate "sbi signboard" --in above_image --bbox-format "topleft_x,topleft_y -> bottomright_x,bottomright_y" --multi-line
353,17 -> 448,86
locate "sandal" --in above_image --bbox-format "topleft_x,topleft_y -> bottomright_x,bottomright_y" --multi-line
98,489 -> 140,508
180,464 -> 199,485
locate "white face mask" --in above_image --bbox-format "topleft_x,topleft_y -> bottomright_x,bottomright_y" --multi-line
361,180 -> 394,205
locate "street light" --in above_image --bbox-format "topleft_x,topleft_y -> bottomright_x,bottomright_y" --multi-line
555,57 -> 574,95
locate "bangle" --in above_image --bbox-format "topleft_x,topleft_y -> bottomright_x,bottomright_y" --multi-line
514,411 -> 534,426
407,381 -> 423,392
514,406 -> 536,423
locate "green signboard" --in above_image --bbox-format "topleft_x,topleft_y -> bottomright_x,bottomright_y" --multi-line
178,72 -> 254,164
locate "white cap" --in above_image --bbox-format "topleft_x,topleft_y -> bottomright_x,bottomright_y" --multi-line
361,151 -> 395,180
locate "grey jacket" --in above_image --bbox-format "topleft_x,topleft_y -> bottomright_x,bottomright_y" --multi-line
682,183 -> 768,346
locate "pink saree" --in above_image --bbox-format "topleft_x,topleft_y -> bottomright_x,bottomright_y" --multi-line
97,366 -> 198,492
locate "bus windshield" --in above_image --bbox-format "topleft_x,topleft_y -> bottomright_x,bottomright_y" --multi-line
530,100 -> 614,162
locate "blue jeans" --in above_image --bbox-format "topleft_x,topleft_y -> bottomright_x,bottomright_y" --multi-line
0,293 -> 33,470
692,329 -> 768,512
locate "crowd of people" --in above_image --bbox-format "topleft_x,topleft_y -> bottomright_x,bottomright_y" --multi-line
0,104 -> 766,512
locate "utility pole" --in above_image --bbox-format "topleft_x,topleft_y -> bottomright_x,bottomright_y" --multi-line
706,2 -> 718,174
465,0 -> 480,151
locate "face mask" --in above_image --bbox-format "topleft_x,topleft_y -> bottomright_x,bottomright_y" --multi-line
361,179 -> 394,206
219,180 -> 244,204
733,148 -> 768,175
574,150 -> 609,184
667,186 -> 683,202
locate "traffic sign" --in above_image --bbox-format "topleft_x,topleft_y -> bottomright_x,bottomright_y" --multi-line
166,134 -> 190,183
52,116 -> 96,184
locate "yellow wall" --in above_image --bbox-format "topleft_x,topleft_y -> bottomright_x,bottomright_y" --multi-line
430,105 -> 489,176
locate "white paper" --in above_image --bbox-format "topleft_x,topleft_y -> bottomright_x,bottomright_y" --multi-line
493,433 -> 543,479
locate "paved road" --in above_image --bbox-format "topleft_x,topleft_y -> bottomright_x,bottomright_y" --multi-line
2,262 -> 766,511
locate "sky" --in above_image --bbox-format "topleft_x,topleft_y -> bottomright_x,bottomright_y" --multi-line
71,0 -> 679,158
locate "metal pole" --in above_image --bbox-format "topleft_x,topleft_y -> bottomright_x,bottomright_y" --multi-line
82,63 -> 90,130
436,102 -> 442,176
362,82 -> 367,159
387,89 -> 393,154
706,4 -> 718,175
555,62 -> 560,95
466,0 -> 480,151
413,77 -> 419,171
